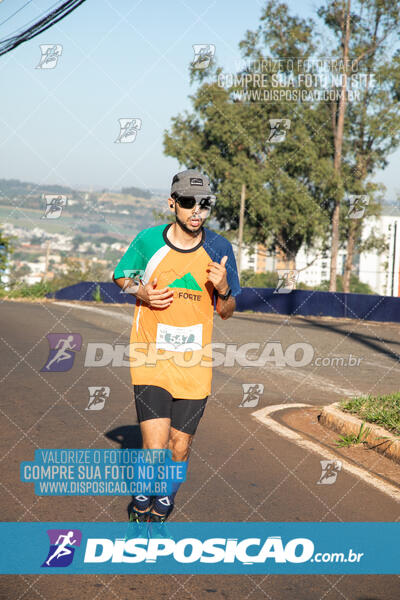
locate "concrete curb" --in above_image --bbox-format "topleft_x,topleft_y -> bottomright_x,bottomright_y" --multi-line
319,402 -> 400,465
252,404 -> 400,501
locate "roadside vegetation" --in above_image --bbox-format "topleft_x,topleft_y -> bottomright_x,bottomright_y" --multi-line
338,393 -> 400,438
0,254 -> 111,299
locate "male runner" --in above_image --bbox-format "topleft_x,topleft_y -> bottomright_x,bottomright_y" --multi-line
113,169 -> 240,525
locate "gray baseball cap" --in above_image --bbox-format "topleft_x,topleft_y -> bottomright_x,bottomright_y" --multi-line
170,169 -> 212,197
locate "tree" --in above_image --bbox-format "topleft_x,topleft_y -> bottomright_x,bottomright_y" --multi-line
318,0 -> 400,291
240,269 -> 279,288
317,273 -> 374,294
50,258 -> 110,290
165,0 -> 399,290
164,1 -> 334,266
342,12 -> 400,291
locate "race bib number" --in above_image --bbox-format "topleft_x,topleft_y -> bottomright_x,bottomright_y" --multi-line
156,323 -> 203,352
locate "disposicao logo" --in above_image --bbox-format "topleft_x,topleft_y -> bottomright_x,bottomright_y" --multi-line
41,333 -> 82,372
84,536 -> 314,564
42,529 -> 82,567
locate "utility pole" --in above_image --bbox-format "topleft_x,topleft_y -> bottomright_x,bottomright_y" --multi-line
329,0 -> 351,292
391,221 -> 397,296
237,183 -> 246,278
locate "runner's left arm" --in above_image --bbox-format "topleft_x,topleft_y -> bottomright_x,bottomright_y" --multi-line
208,241 -> 241,320
216,294 -> 236,320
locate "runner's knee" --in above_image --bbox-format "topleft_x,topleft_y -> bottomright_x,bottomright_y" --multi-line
140,417 -> 170,449
168,435 -> 192,461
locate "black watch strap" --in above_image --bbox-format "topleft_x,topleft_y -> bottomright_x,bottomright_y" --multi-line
217,287 -> 232,300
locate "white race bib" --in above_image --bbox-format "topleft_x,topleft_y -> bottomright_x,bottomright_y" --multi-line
156,323 -> 203,352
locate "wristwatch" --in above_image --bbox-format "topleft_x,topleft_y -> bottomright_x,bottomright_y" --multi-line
217,287 -> 232,300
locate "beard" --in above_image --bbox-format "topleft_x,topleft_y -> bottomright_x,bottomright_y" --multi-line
175,209 -> 203,237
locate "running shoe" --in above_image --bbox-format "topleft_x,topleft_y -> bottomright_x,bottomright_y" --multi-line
129,507 -> 150,523
125,513 -> 149,541
125,502 -> 151,540
147,511 -> 174,540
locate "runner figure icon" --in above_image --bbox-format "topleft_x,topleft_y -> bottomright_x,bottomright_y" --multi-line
45,335 -> 76,371
41,333 -> 82,373
86,386 -> 110,410
239,383 -> 264,407
45,531 -> 77,566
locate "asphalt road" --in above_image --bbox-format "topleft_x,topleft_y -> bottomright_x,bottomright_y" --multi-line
1,299 -> 399,600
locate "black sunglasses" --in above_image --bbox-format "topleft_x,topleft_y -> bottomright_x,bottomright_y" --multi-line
172,193 -> 216,210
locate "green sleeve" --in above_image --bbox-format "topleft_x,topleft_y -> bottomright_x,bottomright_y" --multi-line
113,233 -> 147,280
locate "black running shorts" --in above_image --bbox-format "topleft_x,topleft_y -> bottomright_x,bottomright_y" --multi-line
133,384 -> 208,435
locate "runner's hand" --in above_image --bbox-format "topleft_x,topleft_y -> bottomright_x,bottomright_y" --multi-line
138,278 -> 174,308
206,255 -> 229,294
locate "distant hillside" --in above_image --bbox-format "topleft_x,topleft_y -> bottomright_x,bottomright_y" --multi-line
121,186 -> 151,199
0,178 -> 73,197
0,178 -> 226,242
0,179 -> 156,201
0,178 -> 170,242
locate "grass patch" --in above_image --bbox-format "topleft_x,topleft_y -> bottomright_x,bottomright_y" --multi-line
339,393 -> 400,436
92,284 -> 103,302
335,422 -> 372,447
0,282 -> 53,299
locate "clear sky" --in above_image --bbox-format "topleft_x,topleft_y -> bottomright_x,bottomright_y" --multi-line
0,0 -> 398,200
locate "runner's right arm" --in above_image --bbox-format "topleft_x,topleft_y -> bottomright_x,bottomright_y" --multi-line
113,231 -> 174,308
113,276 -> 174,309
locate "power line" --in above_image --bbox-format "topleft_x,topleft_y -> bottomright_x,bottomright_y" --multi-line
0,0 -> 87,57
0,0 -> 61,37
0,1 -> 33,29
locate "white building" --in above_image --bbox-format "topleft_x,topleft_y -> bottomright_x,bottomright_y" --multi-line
296,207 -> 400,295
231,239 -> 276,273
234,205 -> 400,296
358,206 -> 400,296
295,245 -> 347,288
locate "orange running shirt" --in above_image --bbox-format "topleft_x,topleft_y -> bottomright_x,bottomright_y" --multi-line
114,224 -> 241,399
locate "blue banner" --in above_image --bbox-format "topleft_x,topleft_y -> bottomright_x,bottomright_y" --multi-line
20,449 -> 187,495
0,522 -> 399,574
49,282 -> 400,324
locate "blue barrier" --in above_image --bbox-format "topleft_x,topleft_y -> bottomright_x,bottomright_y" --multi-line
235,287 -> 400,322
48,281 -> 136,304
48,282 -> 400,323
